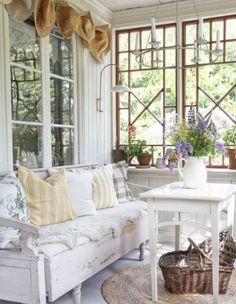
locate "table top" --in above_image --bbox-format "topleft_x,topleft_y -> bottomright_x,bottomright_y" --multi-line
139,182 -> 236,202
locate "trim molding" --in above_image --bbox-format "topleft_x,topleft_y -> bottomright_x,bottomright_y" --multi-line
112,0 -> 236,27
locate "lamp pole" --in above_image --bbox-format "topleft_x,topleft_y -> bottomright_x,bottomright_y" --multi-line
96,63 -> 121,112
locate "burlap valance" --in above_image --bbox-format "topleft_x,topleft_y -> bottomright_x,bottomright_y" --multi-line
1,0 -> 111,63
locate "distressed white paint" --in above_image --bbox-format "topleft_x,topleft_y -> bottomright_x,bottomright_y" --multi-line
0,168 -> 148,304
140,182 -> 236,303
128,167 -> 236,241
0,215 -> 147,304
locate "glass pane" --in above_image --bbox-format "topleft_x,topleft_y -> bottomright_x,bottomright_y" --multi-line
185,24 -> 196,45
185,68 -> 196,105
226,18 -> 236,40
165,69 -> 176,106
141,30 -> 152,50
119,110 -> 129,144
165,49 -> 176,67
50,78 -> 74,125
52,127 -> 74,166
130,32 -> 138,51
225,42 -> 236,61
119,33 -> 129,51
50,30 -> 73,78
212,21 -> 224,43
9,19 -> 41,69
157,28 -> 163,47
13,124 -> 43,168
11,67 -> 42,122
165,27 -> 176,47
119,52 -> 129,71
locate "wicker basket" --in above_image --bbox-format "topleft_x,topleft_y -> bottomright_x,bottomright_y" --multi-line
198,230 -> 236,267
159,238 -> 234,294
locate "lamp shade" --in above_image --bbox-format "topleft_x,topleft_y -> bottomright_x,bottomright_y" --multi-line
111,84 -> 131,93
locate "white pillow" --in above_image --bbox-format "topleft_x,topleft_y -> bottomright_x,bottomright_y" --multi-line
48,169 -> 96,217
92,164 -> 118,209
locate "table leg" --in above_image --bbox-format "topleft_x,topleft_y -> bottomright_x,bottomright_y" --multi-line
148,203 -> 158,303
211,204 -> 219,304
175,212 -> 181,250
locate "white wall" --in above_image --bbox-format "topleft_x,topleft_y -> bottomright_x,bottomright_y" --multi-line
0,1 -> 114,171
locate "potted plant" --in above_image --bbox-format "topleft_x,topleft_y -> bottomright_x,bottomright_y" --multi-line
223,125 -> 236,169
124,139 -> 152,167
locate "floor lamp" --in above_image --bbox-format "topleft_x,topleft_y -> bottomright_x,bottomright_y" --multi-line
96,63 -> 131,112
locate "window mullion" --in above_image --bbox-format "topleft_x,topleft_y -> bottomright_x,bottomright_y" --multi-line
41,36 -> 52,168
176,19 -> 183,120
72,34 -> 78,164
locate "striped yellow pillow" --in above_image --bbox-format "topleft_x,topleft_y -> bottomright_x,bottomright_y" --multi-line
18,167 -> 76,226
92,164 -> 118,209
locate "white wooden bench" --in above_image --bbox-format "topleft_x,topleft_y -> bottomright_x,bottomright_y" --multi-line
0,166 -> 149,304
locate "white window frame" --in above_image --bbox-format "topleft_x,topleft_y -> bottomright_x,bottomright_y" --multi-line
7,18 -> 78,169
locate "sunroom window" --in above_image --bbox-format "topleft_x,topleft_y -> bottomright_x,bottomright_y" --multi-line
116,15 -> 236,167
9,19 -> 77,169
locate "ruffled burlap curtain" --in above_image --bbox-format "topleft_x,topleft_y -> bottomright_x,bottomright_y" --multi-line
2,0 -> 111,63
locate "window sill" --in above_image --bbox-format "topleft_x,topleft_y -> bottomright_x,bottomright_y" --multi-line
128,166 -> 236,181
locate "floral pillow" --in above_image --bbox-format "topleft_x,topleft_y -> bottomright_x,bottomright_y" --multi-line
0,172 -> 28,248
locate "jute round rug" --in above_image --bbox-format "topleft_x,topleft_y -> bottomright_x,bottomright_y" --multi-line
102,265 -> 236,304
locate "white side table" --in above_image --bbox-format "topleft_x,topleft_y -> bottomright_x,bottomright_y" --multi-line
140,182 -> 236,304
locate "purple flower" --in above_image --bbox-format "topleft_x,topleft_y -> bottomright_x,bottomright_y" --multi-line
188,105 -> 196,125
175,141 -> 193,159
196,117 -> 208,134
162,148 -> 174,167
168,161 -> 176,173
216,142 -> 225,155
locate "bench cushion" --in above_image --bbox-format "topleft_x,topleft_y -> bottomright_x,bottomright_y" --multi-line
35,199 -> 147,257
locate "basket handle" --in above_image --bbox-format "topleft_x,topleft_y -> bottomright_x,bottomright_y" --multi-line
187,238 -> 212,263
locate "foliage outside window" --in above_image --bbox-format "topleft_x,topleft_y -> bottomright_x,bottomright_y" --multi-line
10,19 -> 76,168
183,15 -> 236,167
116,15 -> 236,167
116,24 -> 177,165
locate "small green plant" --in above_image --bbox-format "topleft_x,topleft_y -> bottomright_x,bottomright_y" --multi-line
124,139 -> 151,157
223,125 -> 236,146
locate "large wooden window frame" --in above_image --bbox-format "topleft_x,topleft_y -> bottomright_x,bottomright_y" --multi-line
182,15 -> 236,167
116,14 -> 236,167
115,24 -> 177,165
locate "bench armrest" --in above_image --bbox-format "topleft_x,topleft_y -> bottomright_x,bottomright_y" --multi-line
0,216 -> 39,255
0,216 -> 39,235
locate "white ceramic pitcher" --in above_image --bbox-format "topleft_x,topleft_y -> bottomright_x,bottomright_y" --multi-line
178,156 -> 207,189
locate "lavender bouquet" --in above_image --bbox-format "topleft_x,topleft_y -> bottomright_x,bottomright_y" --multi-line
163,106 -> 225,171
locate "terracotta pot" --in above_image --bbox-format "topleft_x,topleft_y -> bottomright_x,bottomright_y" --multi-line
228,148 -> 236,169
112,149 -> 127,163
137,154 -> 152,166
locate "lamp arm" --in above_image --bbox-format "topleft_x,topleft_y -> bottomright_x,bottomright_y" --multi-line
97,63 -> 121,112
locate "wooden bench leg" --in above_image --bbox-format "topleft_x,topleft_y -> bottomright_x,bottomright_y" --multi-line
139,242 -> 145,261
73,284 -> 82,304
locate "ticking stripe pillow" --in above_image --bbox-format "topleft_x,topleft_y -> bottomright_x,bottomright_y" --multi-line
113,161 -> 132,203
92,164 -> 118,209
18,167 -> 76,226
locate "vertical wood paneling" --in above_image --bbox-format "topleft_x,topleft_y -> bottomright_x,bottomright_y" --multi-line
77,37 -> 112,165
0,7 -> 12,171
